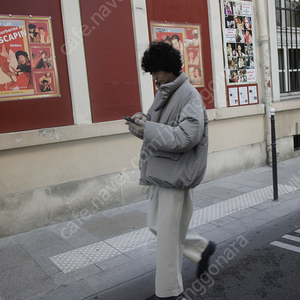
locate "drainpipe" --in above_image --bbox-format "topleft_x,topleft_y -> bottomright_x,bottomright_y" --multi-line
256,0 -> 273,165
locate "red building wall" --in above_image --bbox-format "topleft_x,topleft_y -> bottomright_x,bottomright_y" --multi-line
0,1 -> 214,133
80,0 -> 142,123
0,0 -> 74,133
146,0 -> 214,109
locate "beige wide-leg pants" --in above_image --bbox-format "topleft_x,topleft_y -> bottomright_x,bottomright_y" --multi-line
147,185 -> 209,298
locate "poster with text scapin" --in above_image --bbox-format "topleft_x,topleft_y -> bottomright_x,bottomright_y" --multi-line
0,15 -> 59,101
151,22 -> 205,87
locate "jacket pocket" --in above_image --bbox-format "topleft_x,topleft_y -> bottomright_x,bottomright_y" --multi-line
152,150 -> 181,161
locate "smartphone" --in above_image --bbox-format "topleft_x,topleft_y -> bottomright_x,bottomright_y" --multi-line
122,116 -> 136,123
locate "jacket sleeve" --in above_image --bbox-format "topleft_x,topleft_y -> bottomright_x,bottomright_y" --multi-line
144,98 -> 206,153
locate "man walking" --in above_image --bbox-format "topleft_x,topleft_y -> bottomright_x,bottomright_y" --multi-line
125,41 -> 215,300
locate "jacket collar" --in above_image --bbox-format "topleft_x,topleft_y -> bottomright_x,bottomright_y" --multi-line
154,72 -> 187,111
156,71 -> 187,97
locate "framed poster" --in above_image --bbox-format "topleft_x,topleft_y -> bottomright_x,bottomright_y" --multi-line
150,22 -> 205,88
222,0 -> 256,85
222,0 -> 259,107
0,15 -> 60,101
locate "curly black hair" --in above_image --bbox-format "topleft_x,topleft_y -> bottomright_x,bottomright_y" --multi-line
141,41 -> 182,76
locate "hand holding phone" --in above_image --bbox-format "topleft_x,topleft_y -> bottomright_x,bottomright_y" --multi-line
122,116 -> 136,123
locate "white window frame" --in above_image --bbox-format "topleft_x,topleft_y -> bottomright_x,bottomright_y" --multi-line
274,0 -> 300,97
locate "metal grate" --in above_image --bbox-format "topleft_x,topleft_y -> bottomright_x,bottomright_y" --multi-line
276,0 -> 300,93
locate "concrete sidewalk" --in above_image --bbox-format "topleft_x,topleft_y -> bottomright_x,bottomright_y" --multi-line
1,157 -> 300,300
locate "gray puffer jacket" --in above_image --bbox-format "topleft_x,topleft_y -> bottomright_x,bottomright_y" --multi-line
139,72 -> 208,189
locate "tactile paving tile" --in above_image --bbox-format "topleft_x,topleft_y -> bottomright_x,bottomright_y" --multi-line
50,241 -> 122,273
190,184 -> 297,227
77,241 -> 121,263
50,184 -> 298,273
49,251 -> 92,273
105,228 -> 156,252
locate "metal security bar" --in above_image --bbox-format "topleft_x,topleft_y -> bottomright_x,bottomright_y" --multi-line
276,0 -> 300,93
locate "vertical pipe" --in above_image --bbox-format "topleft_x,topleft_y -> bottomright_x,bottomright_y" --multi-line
257,0 -> 273,165
270,108 -> 278,200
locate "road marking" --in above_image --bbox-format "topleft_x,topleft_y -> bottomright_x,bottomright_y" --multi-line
282,234 -> 300,243
270,241 -> 300,253
50,184 -> 298,273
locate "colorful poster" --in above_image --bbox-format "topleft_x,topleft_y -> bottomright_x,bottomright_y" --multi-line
0,15 -> 59,101
222,0 -> 256,85
151,22 -> 205,87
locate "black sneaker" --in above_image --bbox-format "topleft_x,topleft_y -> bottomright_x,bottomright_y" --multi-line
196,241 -> 216,277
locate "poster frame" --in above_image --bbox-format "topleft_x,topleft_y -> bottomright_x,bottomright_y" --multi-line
227,83 -> 259,106
150,21 -> 205,88
0,14 -> 60,102
221,0 -> 259,107
221,1 -> 256,84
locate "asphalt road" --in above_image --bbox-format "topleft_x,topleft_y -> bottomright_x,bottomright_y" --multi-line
85,208 -> 300,300
185,235 -> 300,300
185,209 -> 300,300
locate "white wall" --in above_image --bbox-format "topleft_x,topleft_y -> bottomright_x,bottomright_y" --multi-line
60,0 -> 92,124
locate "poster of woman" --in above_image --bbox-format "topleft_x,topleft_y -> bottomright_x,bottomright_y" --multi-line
222,0 -> 256,85
0,15 -> 59,101
0,19 -> 33,96
223,0 -> 258,107
151,22 -> 205,87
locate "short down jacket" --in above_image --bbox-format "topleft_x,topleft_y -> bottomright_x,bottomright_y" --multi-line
139,72 -> 208,189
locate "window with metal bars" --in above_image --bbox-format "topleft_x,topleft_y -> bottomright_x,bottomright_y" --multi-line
276,0 -> 300,93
